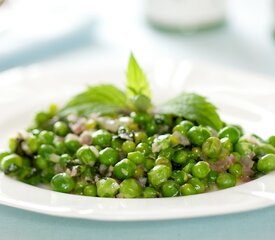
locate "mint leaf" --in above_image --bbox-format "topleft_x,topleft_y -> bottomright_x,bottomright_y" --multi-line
156,93 -> 223,130
60,84 -> 130,116
126,53 -> 151,99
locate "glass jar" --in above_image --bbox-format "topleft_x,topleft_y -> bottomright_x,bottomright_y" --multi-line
146,0 -> 226,32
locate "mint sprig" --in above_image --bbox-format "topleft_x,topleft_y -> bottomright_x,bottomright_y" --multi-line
156,93 -> 223,130
126,53 -> 151,99
59,54 -> 223,130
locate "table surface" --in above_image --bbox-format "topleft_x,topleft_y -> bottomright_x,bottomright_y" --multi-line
1,0 -> 275,239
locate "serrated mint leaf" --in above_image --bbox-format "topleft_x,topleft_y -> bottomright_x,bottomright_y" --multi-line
60,84 -> 130,116
126,53 -> 151,99
156,92 -> 223,130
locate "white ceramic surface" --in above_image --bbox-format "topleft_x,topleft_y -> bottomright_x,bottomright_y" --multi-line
1,61 -> 275,221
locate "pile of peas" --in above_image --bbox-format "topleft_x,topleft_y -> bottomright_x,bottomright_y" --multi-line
1,105 -> 275,198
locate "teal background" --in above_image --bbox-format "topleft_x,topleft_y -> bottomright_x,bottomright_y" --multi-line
1,204 -> 275,240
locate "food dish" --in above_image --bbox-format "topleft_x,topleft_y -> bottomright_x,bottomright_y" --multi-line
1,59 -> 275,220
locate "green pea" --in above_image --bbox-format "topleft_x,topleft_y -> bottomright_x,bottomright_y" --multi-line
127,151 -> 145,165
220,137 -> 233,152
26,135 -> 39,153
76,145 -> 97,166
255,144 -> 275,156
257,154 -> 275,173
111,137 -> 124,151
131,112 -> 151,125
218,126 -> 240,144
96,178 -> 120,197
182,160 -> 196,173
144,158 -> 155,171
113,159 -> 136,180
161,180 -> 179,197
38,130 -> 55,145
172,149 -> 188,165
180,183 -> 197,196
229,163 -> 243,177
268,136 -> 275,148
191,147 -> 201,159
83,184 -> 97,196
188,177 -> 206,193
173,124 -> 188,136
38,144 -> 55,160
74,180 -> 87,195
119,178 -> 142,198
53,121 -> 70,137
148,165 -> 172,187
187,126 -> 211,146
1,154 -> 23,172
216,173 -> 236,189
143,187 -> 158,198
155,157 -> 172,168
51,173 -> 75,193
178,120 -> 194,131
9,138 -> 17,153
171,170 -> 188,185
231,152 -> 241,162
54,140 -> 67,155
35,112 -> 50,126
92,130 -> 112,147
134,165 -> 145,178
145,121 -> 159,136
135,143 -> 151,155
234,141 -> 254,156
202,137 -> 222,159
191,161 -> 211,179
59,154 -> 72,168
0,152 -> 9,163
99,147 -> 119,166
65,138 -> 81,154
134,132 -> 148,144
34,155 -> 48,170
122,140 -> 136,153
159,147 -> 175,160
208,170 -> 218,183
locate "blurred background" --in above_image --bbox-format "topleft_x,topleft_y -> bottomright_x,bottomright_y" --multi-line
0,0 -> 275,75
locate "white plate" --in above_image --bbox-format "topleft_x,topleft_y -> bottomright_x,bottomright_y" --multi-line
1,61 -> 275,221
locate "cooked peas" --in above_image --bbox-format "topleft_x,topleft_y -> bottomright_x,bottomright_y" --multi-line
54,121 -> 70,137
202,137 -> 222,159
187,126 -> 211,146
161,180 -> 179,197
143,187 -> 158,198
119,178 -> 142,198
1,154 -> 23,172
83,184 -> 97,196
180,183 -> 197,196
127,151 -> 145,164
257,154 -> 275,173
218,126 -> 240,144
216,173 -> 236,189
76,145 -> 97,166
113,159 -> 136,180
99,147 -> 119,166
51,173 -> 75,193
96,178 -> 120,197
191,161 -> 211,179
148,165 -> 172,187
2,100 -> 275,199
92,130 -> 112,147
122,140 -> 136,153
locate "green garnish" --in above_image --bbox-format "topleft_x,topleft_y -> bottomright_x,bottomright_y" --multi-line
1,53 -> 275,198
157,93 -> 223,130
